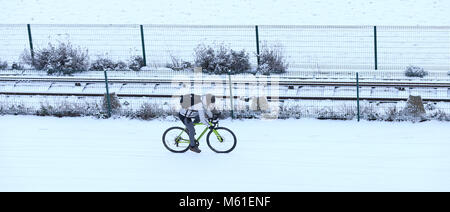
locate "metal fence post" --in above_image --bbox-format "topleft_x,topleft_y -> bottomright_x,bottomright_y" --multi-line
27,24 -> 35,64
373,26 -> 378,70
140,25 -> 147,66
228,72 -> 234,119
255,25 -> 260,67
104,70 -> 112,117
356,72 -> 360,122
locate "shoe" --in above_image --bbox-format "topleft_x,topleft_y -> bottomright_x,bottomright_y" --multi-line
189,145 -> 201,153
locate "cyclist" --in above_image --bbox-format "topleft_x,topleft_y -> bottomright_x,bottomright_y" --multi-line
178,93 -> 216,153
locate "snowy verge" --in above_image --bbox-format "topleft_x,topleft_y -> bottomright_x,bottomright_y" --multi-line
1,115 -> 449,191
2,0 -> 450,25
1,96 -> 450,122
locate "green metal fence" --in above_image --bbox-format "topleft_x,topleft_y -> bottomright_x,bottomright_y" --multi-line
0,24 -> 449,121
1,24 -> 449,74
0,70 -> 449,121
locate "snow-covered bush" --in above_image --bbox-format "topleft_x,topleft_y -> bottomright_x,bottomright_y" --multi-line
194,44 -> 251,75
102,92 -> 121,112
277,103 -> 303,119
383,107 -> 400,122
166,55 -> 192,71
11,62 -> 24,70
404,65 -> 428,78
35,102 -> 103,118
36,104 -> 82,117
0,103 -> 32,115
133,103 -> 167,120
194,44 -> 215,72
429,110 -> 450,121
257,44 -> 288,75
360,104 -> 378,120
90,57 -> 127,71
317,106 -> 355,120
0,59 -> 7,70
229,49 -> 251,74
128,55 -> 145,71
21,42 -> 89,75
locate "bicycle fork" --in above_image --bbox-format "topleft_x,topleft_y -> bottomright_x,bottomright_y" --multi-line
212,129 -> 224,142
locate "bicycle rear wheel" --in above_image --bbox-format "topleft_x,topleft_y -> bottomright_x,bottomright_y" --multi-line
162,127 -> 190,153
206,127 -> 237,153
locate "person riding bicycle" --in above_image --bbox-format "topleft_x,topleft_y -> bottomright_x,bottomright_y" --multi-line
178,93 -> 216,153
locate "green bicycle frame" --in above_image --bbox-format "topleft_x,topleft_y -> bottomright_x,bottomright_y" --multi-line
176,122 -> 223,144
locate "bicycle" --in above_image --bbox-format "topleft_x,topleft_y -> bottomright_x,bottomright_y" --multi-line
162,115 -> 237,153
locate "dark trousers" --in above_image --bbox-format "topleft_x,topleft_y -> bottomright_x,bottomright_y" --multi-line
178,113 -> 199,147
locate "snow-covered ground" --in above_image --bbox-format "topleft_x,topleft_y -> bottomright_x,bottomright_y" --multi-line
1,115 -> 449,191
1,1 -> 450,71
1,0 -> 450,193
2,0 -> 450,25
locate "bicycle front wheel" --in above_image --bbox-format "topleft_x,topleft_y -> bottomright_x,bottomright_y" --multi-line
162,127 -> 190,153
206,127 -> 237,153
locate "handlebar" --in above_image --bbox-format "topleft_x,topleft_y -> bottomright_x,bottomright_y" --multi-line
208,112 -> 221,128
208,118 -> 219,124
211,111 -> 221,120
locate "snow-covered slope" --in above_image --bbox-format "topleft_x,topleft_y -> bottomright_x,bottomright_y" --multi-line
2,0 -> 450,25
1,115 -> 449,191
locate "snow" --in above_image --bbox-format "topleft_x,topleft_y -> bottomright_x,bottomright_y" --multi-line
1,0 -> 450,192
2,1 -> 450,72
2,0 -> 450,26
2,75 -> 448,100
1,115 -> 449,191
